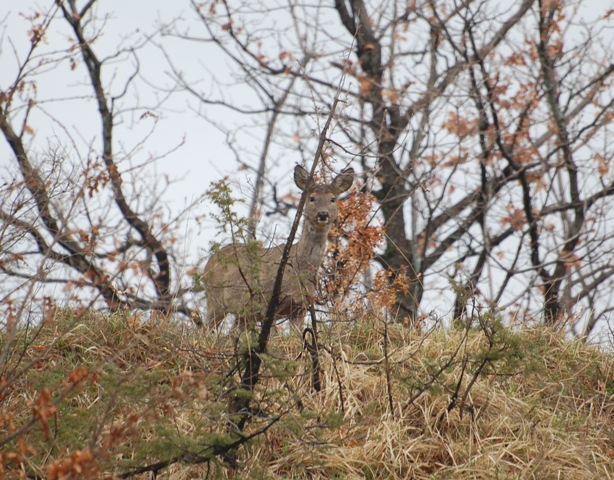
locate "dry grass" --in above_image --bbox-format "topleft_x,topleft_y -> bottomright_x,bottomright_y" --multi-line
2,309 -> 614,479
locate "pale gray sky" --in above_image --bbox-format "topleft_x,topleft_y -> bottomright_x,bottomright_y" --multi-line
2,0 -> 614,334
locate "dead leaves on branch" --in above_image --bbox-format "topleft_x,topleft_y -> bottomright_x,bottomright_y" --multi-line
501,206 -> 527,232
324,188 -> 382,298
442,112 -> 479,138
322,186 -> 411,318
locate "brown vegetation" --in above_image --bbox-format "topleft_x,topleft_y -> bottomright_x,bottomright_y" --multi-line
3,1 -> 614,477
1,309 -> 614,478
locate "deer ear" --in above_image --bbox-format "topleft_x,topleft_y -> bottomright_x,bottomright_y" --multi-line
332,168 -> 354,193
294,165 -> 314,191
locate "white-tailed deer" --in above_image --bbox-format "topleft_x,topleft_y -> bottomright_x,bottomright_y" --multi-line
203,165 -> 354,329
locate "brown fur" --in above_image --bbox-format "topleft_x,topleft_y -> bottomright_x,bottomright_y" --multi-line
203,165 -> 354,329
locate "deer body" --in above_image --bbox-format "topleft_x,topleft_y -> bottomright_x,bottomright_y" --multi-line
203,165 -> 354,329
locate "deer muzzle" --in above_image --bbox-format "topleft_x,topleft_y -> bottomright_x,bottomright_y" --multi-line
317,212 -> 330,223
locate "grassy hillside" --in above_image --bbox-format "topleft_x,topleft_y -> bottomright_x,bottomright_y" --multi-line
2,309 -> 614,479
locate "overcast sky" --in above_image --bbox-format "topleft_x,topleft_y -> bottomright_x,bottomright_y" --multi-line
3,1 -> 614,332
1,2 -> 255,265
2,0 -> 609,239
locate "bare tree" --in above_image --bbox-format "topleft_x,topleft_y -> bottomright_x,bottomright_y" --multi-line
3,0 -> 614,340
0,2 -> 201,325
165,0 -> 614,338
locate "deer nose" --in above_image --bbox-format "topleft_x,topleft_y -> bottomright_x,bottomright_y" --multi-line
317,212 -> 330,223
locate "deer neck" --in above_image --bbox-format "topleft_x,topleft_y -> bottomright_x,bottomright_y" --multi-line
294,221 -> 330,271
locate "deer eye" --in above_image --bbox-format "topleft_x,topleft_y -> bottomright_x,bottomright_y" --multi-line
330,197 -> 336,203
309,196 -> 315,202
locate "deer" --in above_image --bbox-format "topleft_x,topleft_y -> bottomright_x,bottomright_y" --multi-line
203,165 -> 354,330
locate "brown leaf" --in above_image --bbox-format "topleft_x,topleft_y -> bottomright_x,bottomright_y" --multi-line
382,89 -> 400,103
358,77 -> 372,95
596,154 -> 609,176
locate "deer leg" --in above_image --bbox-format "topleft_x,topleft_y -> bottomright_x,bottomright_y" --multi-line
205,300 -> 226,330
288,311 -> 306,331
